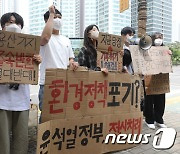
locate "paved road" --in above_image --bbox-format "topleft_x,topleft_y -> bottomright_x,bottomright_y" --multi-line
166,65 -> 180,113
114,65 -> 180,154
167,65 -> 180,98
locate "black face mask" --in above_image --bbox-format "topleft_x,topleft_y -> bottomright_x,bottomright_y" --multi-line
9,83 -> 19,90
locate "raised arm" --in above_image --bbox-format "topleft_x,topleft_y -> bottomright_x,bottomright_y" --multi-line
40,5 -> 55,46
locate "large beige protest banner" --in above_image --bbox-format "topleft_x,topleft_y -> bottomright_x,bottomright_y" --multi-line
129,45 -> 172,75
0,30 -> 40,84
42,68 -> 141,122
96,32 -> 124,72
144,73 -> 170,95
37,112 -> 142,154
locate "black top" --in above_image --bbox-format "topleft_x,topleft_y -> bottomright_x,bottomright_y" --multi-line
78,47 -> 98,70
123,48 -> 132,66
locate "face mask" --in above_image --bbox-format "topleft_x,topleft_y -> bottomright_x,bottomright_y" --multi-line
154,39 -> 163,46
90,30 -> 99,40
127,35 -> 133,42
5,23 -> 21,33
53,18 -> 63,30
127,35 -> 133,40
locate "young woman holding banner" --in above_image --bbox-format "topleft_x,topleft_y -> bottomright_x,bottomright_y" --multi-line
78,24 -> 108,74
144,32 -> 172,129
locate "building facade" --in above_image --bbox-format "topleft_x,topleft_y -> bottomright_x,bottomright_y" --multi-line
97,0 -> 131,35
0,0 -> 29,33
75,0 -> 97,37
29,0 -> 60,35
131,0 -> 172,44
61,0 -> 131,37
0,0 -> 15,16
60,0 -> 76,37
22,0 -> 131,37
172,21 -> 180,42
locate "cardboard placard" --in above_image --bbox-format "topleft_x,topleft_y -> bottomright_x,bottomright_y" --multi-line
144,73 -> 170,95
96,32 -> 124,72
97,32 -> 123,53
42,69 -> 141,123
120,0 -> 129,13
97,50 -> 123,72
37,112 -> 142,154
129,46 -> 172,75
0,30 -> 40,84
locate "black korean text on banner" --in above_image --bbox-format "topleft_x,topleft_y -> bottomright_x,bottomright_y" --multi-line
96,32 -> 124,72
129,45 -> 172,75
41,69 -> 141,122
37,112 -> 142,154
97,51 -> 123,72
97,32 -> 124,53
0,30 -> 40,84
144,73 -> 170,95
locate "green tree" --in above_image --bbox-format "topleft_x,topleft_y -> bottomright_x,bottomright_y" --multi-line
168,42 -> 180,65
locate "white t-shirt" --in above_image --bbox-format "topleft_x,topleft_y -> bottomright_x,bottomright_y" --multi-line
39,34 -> 74,85
0,84 -> 30,111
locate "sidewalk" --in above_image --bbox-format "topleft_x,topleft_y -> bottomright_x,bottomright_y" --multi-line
112,98 -> 180,154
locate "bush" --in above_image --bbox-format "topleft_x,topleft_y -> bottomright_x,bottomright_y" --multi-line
168,42 -> 180,65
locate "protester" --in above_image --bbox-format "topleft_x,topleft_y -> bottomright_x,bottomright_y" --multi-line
0,12 -> 41,154
78,24 -> 108,74
144,32 -> 171,129
121,26 -> 135,74
39,5 -> 78,122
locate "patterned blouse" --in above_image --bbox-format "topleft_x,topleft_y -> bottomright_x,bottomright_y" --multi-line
78,47 -> 98,70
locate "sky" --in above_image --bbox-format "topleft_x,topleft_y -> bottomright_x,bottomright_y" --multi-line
172,0 -> 180,41
172,0 -> 180,22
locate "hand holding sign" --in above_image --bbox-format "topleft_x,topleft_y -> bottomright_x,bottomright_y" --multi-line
33,54 -> 42,64
101,68 -> 108,75
70,61 -> 79,71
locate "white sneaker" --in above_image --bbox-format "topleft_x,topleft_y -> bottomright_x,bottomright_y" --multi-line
155,122 -> 167,128
145,122 -> 155,129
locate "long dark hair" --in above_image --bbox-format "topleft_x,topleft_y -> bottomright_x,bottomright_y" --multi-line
151,32 -> 164,46
83,24 -> 99,58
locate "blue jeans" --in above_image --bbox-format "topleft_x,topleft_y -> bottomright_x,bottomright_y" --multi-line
38,85 -> 44,123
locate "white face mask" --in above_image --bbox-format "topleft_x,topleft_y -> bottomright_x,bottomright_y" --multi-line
127,35 -> 133,40
53,18 -> 63,30
90,30 -> 99,40
154,39 -> 163,46
5,23 -> 22,33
